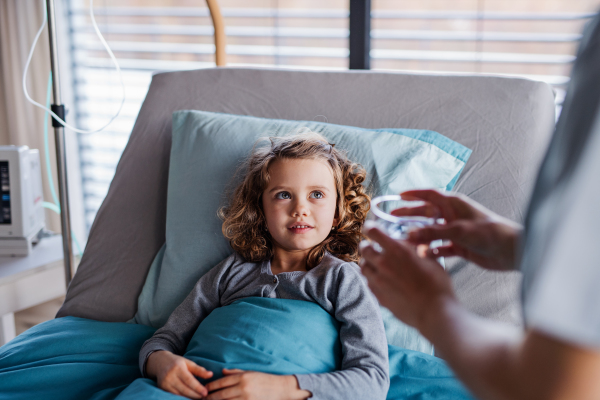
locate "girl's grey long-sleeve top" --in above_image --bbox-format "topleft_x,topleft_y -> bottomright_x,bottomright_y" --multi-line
139,252 -> 390,400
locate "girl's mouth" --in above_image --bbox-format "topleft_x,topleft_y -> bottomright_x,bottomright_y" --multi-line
288,225 -> 313,234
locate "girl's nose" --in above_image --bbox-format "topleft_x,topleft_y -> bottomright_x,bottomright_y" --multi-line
292,200 -> 310,217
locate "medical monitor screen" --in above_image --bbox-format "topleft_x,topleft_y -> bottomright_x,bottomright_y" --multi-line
0,161 -> 11,224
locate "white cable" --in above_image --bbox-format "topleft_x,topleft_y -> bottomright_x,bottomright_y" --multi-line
22,0 -> 125,134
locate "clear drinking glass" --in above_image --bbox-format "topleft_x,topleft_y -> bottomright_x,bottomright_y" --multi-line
368,195 -> 436,240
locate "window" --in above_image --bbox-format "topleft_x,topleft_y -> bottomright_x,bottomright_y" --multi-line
67,0 -> 348,229
66,0 -> 597,231
371,1 -> 598,109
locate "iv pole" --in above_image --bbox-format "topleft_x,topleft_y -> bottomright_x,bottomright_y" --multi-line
45,0 -> 75,288
42,0 -> 226,288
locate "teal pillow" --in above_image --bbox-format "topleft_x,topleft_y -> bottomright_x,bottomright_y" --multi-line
131,110 -> 471,354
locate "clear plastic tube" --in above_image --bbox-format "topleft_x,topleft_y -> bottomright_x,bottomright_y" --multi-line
22,0 -> 125,134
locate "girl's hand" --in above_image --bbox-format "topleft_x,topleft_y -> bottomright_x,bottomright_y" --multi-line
396,189 -> 522,271
205,369 -> 311,400
147,350 -> 213,399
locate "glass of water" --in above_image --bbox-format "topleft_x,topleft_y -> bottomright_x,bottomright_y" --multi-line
368,195 -> 436,240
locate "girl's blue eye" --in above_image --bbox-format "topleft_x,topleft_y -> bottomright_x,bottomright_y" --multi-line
310,191 -> 324,199
275,191 -> 291,200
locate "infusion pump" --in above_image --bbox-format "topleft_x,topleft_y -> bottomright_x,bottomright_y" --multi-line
0,146 -> 45,256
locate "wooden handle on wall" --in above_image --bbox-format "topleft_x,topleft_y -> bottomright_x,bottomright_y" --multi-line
206,0 -> 227,66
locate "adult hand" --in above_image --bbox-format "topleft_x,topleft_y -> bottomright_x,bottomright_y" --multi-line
146,350 -> 213,399
360,226 -> 456,332
397,189 -> 522,271
205,369 -> 311,400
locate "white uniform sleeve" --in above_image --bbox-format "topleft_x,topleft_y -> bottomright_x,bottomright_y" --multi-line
524,121 -> 600,349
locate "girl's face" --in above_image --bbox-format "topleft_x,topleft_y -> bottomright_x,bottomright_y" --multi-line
262,158 -> 339,255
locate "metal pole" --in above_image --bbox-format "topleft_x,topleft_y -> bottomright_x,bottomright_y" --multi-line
46,0 -> 74,288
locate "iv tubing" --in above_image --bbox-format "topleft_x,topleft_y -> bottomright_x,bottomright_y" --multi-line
22,0 -> 125,134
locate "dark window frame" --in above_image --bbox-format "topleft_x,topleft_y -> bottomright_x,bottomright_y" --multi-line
349,0 -> 371,69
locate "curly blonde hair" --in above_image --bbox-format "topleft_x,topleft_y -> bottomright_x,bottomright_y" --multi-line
218,131 -> 371,270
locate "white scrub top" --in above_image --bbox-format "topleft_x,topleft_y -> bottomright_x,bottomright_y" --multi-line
520,12 -> 600,349
524,112 -> 600,349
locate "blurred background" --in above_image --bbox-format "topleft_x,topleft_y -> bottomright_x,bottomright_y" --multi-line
69,0 -> 598,233
1,0 -> 598,333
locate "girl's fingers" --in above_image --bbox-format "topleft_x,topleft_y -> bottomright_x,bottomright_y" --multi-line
162,383 -> 176,395
176,381 -> 205,399
167,380 -> 201,400
222,368 -> 244,375
206,385 -> 242,400
185,359 -> 214,379
205,374 -> 240,392
178,369 -> 208,397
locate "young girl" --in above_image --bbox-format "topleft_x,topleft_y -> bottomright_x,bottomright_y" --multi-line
139,132 -> 389,400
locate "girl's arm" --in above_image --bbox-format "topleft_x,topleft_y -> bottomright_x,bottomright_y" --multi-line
203,263 -> 389,400
139,253 -> 238,377
292,263 -> 390,400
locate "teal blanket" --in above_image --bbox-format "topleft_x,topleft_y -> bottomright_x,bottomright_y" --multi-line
0,298 -> 474,399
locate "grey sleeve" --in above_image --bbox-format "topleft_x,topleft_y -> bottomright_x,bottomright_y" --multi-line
138,253 -> 236,377
295,264 -> 390,400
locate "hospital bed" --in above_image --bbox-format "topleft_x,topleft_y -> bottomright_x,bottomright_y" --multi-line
59,67 -> 555,325
0,67 -> 556,399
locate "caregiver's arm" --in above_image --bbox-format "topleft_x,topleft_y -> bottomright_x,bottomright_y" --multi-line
294,263 -> 390,400
426,295 -> 600,400
360,228 -> 600,400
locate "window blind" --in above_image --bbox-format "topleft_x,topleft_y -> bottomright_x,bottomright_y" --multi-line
66,0 -> 596,230
67,0 -> 349,229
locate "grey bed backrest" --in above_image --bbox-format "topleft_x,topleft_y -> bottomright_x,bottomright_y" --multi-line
57,68 -> 555,323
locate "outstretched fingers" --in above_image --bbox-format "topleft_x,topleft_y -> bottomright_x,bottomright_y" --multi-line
391,204 -> 440,218
426,245 -> 456,259
361,224 -> 419,277
407,221 -> 471,245
363,223 -> 401,249
401,189 -> 458,221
